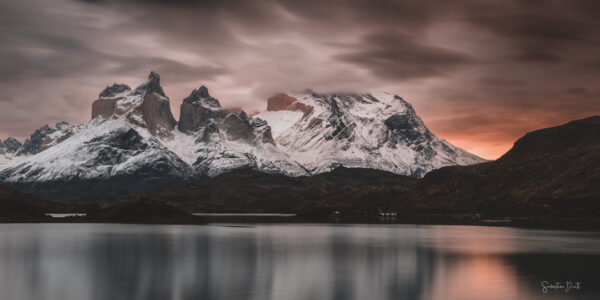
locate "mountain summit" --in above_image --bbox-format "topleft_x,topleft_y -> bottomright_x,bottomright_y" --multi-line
92,71 -> 176,137
256,92 -> 484,176
0,73 -> 484,201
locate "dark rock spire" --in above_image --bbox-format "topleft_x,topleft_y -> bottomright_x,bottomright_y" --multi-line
99,84 -> 131,98
182,86 -> 221,108
178,86 -> 228,133
133,71 -> 166,97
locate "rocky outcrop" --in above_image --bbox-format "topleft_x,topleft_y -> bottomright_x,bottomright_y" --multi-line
133,71 -> 166,97
139,93 -> 177,136
93,84 -> 132,119
196,120 -> 220,143
218,112 -> 276,145
0,138 -> 22,154
91,72 -> 176,136
221,112 -> 255,142
385,114 -> 424,141
267,93 -> 313,115
325,98 -> 355,141
17,122 -> 79,156
99,84 -> 131,98
178,86 -> 228,133
92,97 -> 121,119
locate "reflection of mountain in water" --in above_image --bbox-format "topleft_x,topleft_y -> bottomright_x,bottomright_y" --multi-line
0,225 -> 599,300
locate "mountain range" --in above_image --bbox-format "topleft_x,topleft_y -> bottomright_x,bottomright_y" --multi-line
0,71 -> 597,222
0,72 -> 484,201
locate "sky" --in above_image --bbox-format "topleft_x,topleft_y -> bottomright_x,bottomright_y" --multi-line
1,0 -> 599,159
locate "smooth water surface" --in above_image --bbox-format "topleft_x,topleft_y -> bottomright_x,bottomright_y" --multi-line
0,223 -> 598,300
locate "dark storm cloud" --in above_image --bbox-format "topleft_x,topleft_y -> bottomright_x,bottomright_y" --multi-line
563,87 -> 588,95
1,0 -> 599,159
334,32 -> 472,79
466,13 -> 591,63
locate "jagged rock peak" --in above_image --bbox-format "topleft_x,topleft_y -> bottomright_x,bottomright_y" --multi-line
0,137 -> 22,154
240,111 -> 250,121
17,122 -> 79,156
178,86 -> 227,133
99,84 -> 131,98
55,121 -> 71,130
133,71 -> 166,97
198,85 -> 209,98
183,86 -> 221,108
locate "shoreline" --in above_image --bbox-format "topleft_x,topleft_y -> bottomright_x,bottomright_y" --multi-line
2,215 -> 600,231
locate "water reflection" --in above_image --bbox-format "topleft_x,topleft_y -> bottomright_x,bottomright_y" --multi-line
0,224 -> 598,300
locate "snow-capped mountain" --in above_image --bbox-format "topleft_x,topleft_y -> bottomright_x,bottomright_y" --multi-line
165,85 -> 308,176
0,73 -> 191,187
256,92 -> 485,177
0,72 -> 484,200
0,72 -> 306,199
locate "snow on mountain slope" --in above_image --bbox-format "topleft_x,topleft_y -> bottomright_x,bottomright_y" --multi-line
256,92 -> 485,177
17,121 -> 82,156
0,117 -> 192,183
0,72 -> 188,184
0,152 -> 24,171
255,110 -> 304,138
165,87 -> 308,176
191,115 -> 308,177
0,122 -> 81,170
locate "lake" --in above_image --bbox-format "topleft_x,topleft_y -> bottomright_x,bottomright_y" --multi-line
0,223 -> 598,300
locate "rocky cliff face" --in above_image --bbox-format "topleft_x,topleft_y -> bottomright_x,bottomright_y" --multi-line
186,108 -> 297,177
1,122 -> 82,171
17,122 -> 81,156
178,86 -> 228,133
92,71 -> 176,137
0,138 -> 22,155
164,86 -> 306,177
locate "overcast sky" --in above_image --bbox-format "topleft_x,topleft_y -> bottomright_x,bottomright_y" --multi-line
1,0 -> 599,159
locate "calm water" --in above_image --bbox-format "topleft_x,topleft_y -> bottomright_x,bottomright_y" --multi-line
0,224 -> 599,300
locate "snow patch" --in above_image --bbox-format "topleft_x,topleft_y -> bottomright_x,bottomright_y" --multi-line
254,111 -> 304,139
